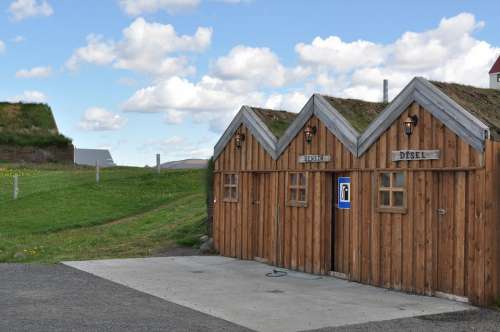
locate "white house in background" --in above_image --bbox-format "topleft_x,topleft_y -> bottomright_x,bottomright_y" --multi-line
74,148 -> 115,167
490,55 -> 500,90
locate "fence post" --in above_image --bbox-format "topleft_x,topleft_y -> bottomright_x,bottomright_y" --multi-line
156,154 -> 161,175
13,175 -> 19,200
96,160 -> 100,184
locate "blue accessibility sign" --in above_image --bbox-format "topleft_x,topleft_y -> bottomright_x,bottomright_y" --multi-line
338,177 -> 351,209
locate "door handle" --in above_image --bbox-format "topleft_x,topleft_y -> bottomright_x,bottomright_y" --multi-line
437,208 -> 446,216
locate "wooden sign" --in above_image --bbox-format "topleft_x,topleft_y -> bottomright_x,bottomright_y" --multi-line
298,155 -> 331,163
392,150 -> 440,161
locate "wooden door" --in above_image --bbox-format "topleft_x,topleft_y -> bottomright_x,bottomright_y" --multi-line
251,173 -> 272,262
436,172 -> 455,294
332,173 -> 350,274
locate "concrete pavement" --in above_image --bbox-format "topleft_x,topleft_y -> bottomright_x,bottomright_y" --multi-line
64,256 -> 472,332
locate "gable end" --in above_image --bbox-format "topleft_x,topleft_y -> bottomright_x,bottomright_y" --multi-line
358,77 -> 490,156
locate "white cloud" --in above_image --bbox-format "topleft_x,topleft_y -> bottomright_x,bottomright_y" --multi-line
296,36 -> 386,72
117,77 -> 137,86
297,12 -> 500,101
215,0 -> 250,3
122,73 -> 310,132
119,0 -> 249,15
119,0 -> 200,16
212,45 -> 309,90
8,0 -> 53,21
122,75 -> 266,132
0,40 -> 5,53
142,135 -> 214,162
122,76 -> 259,113
66,18 -> 211,78
7,90 -> 47,103
264,92 -> 308,113
78,107 -> 127,131
65,34 -> 116,71
12,35 -> 25,43
121,12 -> 500,135
15,66 -> 52,78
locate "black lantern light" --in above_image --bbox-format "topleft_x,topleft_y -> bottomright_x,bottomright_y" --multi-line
235,132 -> 245,149
403,115 -> 418,136
304,125 -> 317,143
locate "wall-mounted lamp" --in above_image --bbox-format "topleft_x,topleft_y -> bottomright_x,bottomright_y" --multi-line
235,132 -> 245,149
304,125 -> 317,143
403,115 -> 418,136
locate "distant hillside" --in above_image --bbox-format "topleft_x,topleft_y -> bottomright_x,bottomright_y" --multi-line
0,102 -> 72,147
161,159 -> 208,169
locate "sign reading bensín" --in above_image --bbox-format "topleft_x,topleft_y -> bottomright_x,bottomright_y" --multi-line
298,155 -> 332,163
391,150 -> 440,161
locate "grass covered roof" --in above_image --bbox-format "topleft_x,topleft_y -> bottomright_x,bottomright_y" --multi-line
431,81 -> 500,140
251,107 -> 298,139
322,96 -> 387,133
0,103 -> 72,147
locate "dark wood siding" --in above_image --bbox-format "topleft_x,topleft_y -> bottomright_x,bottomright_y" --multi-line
213,102 -> 500,306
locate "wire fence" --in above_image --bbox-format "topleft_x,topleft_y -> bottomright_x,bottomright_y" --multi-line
0,164 -> 206,204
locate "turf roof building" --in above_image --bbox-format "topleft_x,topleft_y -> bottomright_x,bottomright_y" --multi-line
0,102 -> 73,163
213,61 -> 500,306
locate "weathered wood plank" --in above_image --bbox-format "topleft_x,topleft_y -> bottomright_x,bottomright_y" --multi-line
415,171 -> 426,293
454,171 -> 466,296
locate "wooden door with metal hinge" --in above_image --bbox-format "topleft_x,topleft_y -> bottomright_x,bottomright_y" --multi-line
251,172 -> 275,263
435,171 -> 468,302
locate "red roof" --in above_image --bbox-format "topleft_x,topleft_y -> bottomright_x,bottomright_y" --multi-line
489,56 -> 500,74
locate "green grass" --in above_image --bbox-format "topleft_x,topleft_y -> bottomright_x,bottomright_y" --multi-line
0,102 -> 72,146
0,165 -> 207,263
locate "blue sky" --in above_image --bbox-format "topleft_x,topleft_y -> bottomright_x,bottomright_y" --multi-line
1,0 -> 499,166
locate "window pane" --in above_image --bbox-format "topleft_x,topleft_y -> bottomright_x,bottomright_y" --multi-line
290,188 -> 297,201
224,188 -> 231,199
224,175 -> 230,185
299,173 -> 306,186
231,174 -> 236,185
231,188 -> 237,200
394,172 -> 405,188
380,191 -> 390,206
290,174 -> 297,186
380,173 -> 391,188
393,191 -> 404,207
299,189 -> 306,202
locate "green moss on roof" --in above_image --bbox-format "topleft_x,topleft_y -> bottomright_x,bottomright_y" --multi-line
431,81 -> 500,140
322,96 -> 387,133
251,107 -> 298,138
0,103 -> 72,147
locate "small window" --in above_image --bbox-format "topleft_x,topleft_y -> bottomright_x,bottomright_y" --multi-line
288,172 -> 307,207
223,173 -> 238,202
377,172 -> 406,213
497,73 -> 500,82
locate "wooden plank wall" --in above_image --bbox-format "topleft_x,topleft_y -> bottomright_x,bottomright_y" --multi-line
213,103 -> 499,306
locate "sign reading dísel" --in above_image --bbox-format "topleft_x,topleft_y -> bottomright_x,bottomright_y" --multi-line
298,155 -> 331,163
337,177 -> 351,209
391,150 -> 440,162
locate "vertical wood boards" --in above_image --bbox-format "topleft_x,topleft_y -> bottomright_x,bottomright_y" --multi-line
212,103 -> 498,306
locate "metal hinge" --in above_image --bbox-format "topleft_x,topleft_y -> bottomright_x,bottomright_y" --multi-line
437,208 -> 446,216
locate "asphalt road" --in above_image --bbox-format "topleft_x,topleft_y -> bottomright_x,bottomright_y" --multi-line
0,264 -> 250,332
311,308 -> 500,332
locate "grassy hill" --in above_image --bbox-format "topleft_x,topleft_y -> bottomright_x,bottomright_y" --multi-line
0,164 -> 207,263
0,103 -> 72,146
